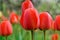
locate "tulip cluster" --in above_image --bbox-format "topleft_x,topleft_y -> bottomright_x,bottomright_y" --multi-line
20,0 -> 60,40
0,0 -> 60,40
0,11 -> 19,40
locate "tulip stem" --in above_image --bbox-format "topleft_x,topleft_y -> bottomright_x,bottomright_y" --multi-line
6,36 -> 8,40
44,30 -> 46,40
31,30 -> 34,40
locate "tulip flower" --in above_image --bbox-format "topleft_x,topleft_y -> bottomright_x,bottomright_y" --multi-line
39,12 -> 53,40
9,11 -> 21,40
52,34 -> 58,40
22,0 -> 34,14
21,8 -> 39,30
20,8 -> 39,40
0,20 -> 13,40
54,15 -> 60,31
10,11 -> 18,24
20,0 -> 34,27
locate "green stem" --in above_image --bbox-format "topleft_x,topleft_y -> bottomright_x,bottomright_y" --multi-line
31,30 -> 34,40
44,30 -> 46,40
6,36 -> 7,40
54,30 -> 57,34
54,29 -> 56,33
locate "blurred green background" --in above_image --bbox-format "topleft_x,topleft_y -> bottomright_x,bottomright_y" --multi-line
0,0 -> 60,40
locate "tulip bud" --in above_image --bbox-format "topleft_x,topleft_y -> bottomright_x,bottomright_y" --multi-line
54,15 -> 60,30
20,8 -> 39,30
10,12 -> 18,24
39,12 -> 53,30
0,20 -> 13,36
22,0 -> 34,14
52,34 -> 58,40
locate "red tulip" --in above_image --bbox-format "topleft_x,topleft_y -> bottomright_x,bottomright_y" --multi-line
20,8 -> 39,30
39,12 -> 53,30
22,0 -> 34,14
54,15 -> 60,30
10,12 -> 18,24
0,20 -> 13,36
52,34 -> 58,40
20,0 -> 34,27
